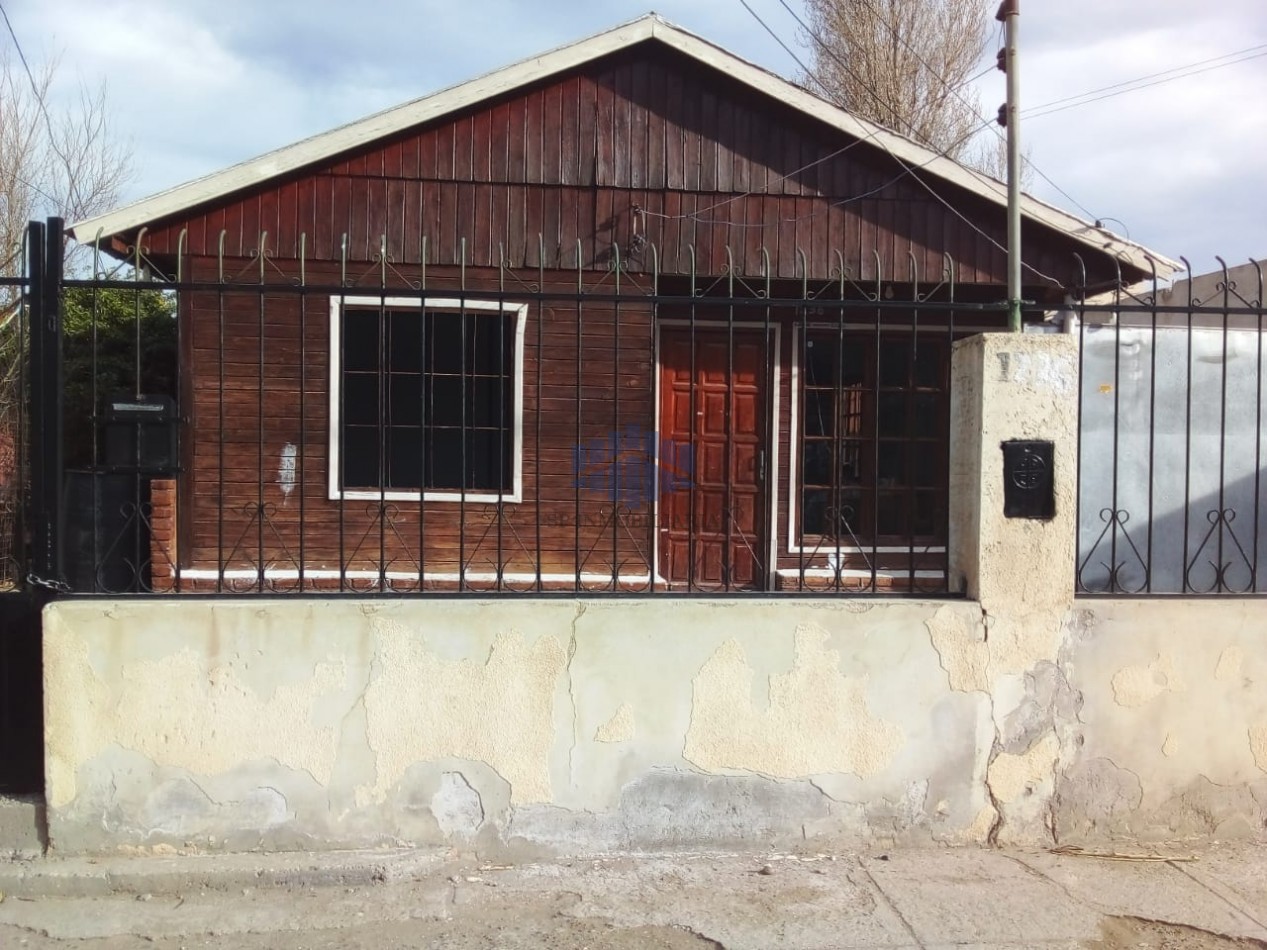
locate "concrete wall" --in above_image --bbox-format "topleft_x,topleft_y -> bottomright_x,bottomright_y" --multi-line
1055,599 -> 1267,843
45,597 -> 1003,853
43,594 -> 1267,854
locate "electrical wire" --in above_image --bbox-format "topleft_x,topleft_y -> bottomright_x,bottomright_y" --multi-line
653,114 -> 998,229
740,0 -> 921,139
1025,43 -> 1267,114
642,0 -> 938,226
0,3 -> 43,112
782,0 -> 1104,230
0,0 -> 83,211
1025,48 -> 1267,120
758,0 -> 1064,285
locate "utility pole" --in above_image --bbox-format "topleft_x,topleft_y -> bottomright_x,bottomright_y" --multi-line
997,0 -> 1022,332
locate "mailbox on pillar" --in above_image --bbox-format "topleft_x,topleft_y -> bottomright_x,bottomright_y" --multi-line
1001,440 -> 1055,519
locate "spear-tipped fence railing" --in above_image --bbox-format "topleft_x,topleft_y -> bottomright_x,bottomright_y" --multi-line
22,219 -> 1026,597
1074,255 -> 1266,596
29,220 -> 1265,599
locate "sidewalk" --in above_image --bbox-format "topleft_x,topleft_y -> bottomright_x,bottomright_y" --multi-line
0,843 -> 1264,948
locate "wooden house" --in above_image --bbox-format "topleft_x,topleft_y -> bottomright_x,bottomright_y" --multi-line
68,14 -> 1172,594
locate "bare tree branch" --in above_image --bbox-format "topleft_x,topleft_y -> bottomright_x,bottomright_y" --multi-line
800,0 -> 991,160
0,50 -> 132,282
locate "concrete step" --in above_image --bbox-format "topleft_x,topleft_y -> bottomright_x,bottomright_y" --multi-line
0,794 -> 46,858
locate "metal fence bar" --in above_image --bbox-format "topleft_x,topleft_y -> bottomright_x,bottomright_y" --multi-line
1075,257 -> 1266,597
17,227 -> 1061,599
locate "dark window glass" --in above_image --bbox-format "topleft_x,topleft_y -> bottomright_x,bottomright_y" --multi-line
343,374 -> 379,427
879,342 -> 908,387
799,331 -> 949,544
913,343 -> 943,389
339,307 -> 515,492
342,313 -> 380,372
389,311 -> 423,374
342,426 -> 379,487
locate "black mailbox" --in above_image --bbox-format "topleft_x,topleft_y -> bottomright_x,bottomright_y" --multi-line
104,394 -> 178,474
1001,440 -> 1054,519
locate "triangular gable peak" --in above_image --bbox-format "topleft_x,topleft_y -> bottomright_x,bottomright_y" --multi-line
70,14 -> 1175,290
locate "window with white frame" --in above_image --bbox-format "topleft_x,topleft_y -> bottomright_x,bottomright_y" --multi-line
329,297 -> 525,500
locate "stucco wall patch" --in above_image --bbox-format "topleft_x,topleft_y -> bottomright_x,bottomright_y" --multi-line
359,621 -> 567,806
1251,725 -> 1267,773
594,703 -> 635,743
44,615 -> 346,811
1216,645 -> 1244,683
683,624 -> 903,779
1110,654 -> 1186,708
926,604 -> 989,692
988,733 -> 1058,804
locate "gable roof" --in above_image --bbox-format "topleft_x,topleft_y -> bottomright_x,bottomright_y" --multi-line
68,13 -> 1179,278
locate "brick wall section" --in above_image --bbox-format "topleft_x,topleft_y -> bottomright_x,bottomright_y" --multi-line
149,479 -> 177,593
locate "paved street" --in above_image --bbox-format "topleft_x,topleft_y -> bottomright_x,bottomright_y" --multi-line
0,844 -> 1264,948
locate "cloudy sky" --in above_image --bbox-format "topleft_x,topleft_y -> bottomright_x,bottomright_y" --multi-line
7,0 -> 1266,277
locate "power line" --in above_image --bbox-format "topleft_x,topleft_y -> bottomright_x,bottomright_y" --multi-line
1025,49 -> 1267,120
740,0 -> 1063,285
0,4 -> 66,210
785,0 -> 1103,227
741,0 -> 922,141
0,0 -> 84,213
0,2 -> 55,141
666,114 -> 998,229
654,0 -> 934,226
1025,43 -> 1267,113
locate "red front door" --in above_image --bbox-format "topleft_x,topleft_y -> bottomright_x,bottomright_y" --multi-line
658,329 -> 769,590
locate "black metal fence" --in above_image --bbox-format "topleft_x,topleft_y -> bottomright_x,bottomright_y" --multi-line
7,218 -> 1039,597
0,231 -> 34,593
1074,257 -> 1266,595
13,219 -> 1262,598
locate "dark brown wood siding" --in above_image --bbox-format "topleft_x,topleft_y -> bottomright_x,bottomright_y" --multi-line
135,43 -> 1109,291
180,261 -> 660,582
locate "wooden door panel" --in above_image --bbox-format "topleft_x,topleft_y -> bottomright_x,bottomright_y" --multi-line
658,329 -> 768,590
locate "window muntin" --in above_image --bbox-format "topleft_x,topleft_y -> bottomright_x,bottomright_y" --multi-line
329,297 -> 523,501
797,332 -> 948,545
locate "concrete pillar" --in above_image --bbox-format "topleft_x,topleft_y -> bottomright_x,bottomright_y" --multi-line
948,333 -> 1079,614
946,333 -> 1081,844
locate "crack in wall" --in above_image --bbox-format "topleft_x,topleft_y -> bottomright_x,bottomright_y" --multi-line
566,602 -> 586,787
984,695 -> 1005,847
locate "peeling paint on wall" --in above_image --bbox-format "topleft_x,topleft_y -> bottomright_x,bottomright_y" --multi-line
594,703 -> 635,743
988,734 -> 1058,804
1215,645 -> 1244,682
277,443 -> 297,500
44,616 -> 346,810
358,621 -> 567,806
926,604 -> 989,692
925,602 -> 1065,697
684,624 -> 903,779
1111,654 -> 1186,708
1251,725 -> 1267,773
1000,350 -> 1077,396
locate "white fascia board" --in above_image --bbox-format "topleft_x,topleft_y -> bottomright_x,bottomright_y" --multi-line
68,13 -> 1178,278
